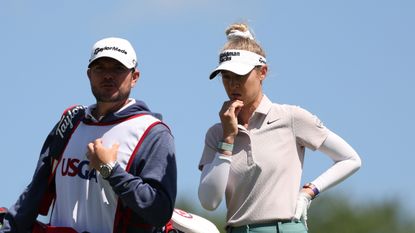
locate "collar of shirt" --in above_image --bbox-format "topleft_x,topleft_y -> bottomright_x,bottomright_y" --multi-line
85,98 -> 136,123
237,95 -> 273,131
254,94 -> 273,116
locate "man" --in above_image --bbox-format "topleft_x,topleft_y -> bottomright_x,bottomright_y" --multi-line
1,37 -> 177,233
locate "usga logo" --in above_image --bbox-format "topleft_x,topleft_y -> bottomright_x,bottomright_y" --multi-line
60,158 -> 98,182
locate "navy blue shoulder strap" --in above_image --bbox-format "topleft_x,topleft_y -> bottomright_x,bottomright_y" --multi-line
38,105 -> 85,216
49,105 -> 85,159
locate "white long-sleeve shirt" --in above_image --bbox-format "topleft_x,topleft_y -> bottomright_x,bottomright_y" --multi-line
198,95 -> 361,226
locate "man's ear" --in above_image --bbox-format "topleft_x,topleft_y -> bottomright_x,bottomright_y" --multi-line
131,69 -> 140,87
87,68 -> 92,80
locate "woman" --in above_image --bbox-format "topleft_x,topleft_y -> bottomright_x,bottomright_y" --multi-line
198,23 -> 362,233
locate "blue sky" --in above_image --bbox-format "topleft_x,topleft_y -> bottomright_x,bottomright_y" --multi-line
1,0 -> 414,218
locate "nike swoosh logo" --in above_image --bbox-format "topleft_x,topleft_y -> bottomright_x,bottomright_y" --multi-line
267,119 -> 279,125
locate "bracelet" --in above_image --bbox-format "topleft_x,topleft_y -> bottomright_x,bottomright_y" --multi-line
303,183 -> 320,198
217,141 -> 234,152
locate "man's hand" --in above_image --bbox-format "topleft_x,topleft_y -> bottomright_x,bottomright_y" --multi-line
87,138 -> 119,170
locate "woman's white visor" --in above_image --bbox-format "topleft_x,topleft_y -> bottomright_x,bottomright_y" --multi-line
209,49 -> 266,79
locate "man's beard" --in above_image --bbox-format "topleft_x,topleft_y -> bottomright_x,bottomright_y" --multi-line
91,88 -> 131,103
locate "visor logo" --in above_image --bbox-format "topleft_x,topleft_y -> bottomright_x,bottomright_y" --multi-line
219,51 -> 240,63
259,57 -> 266,64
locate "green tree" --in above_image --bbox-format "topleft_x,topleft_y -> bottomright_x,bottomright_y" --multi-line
308,195 -> 415,233
176,194 -> 415,233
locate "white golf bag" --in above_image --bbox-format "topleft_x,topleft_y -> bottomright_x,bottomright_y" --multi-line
168,208 -> 220,233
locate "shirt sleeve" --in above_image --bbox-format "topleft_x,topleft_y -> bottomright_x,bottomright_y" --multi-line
291,106 -> 329,151
1,124 -> 58,233
311,130 -> 362,192
198,124 -> 223,171
198,153 -> 232,211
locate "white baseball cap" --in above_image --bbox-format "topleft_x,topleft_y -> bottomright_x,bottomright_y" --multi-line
88,37 -> 137,69
209,49 -> 266,79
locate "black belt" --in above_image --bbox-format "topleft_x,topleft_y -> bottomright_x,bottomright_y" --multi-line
228,219 -> 295,232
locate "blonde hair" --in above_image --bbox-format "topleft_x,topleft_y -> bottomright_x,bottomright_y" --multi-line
222,23 -> 266,58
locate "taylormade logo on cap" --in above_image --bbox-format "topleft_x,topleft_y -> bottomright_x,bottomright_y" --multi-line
89,37 -> 137,69
93,46 -> 128,56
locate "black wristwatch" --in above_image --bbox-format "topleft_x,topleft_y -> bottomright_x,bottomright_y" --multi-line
99,161 -> 118,179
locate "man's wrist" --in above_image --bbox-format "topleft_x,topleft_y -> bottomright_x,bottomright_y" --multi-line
99,161 -> 118,179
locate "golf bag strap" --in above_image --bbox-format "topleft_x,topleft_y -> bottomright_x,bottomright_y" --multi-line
38,105 -> 85,215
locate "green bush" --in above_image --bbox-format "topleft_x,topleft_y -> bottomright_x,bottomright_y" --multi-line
176,193 -> 415,233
